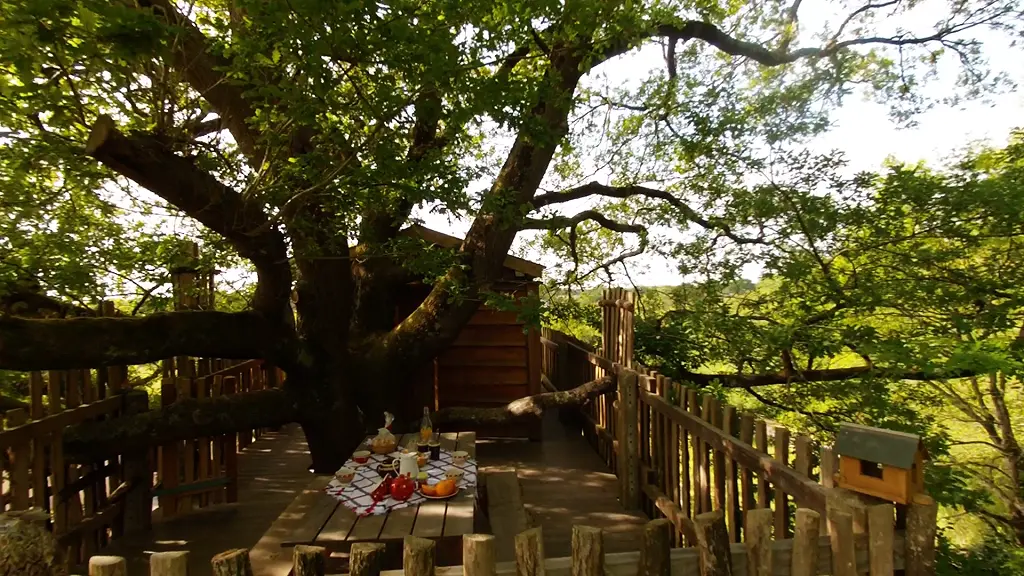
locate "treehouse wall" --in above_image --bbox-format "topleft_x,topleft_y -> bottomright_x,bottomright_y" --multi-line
395,279 -> 542,440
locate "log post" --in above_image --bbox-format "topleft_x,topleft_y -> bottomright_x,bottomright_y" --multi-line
571,525 -> 603,576
616,369 -> 641,510
638,519 -> 671,576
744,508 -> 772,576
404,536 -> 436,576
293,545 -> 327,576
211,548 -> 253,576
828,510 -> 857,576
515,526 -> 546,576
695,510 -> 733,576
122,390 -> 152,534
89,556 -> 127,576
464,534 -> 497,576
868,504 -> 895,576
350,542 -> 386,576
791,509 -> 820,576
151,551 -> 189,576
905,494 -> 938,576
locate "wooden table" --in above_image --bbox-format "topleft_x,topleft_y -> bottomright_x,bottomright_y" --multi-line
278,431 -> 479,567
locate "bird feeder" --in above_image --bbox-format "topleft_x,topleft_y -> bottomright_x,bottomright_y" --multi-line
835,423 -> 927,504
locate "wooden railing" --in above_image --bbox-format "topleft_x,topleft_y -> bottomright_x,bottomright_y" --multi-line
0,356 -> 281,571
541,288 -> 937,561
154,357 -> 283,519
83,509 -> 931,576
0,361 -> 147,568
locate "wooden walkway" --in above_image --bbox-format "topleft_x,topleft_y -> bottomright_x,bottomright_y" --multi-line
88,424 -> 318,576
85,414 -> 647,575
477,413 -> 648,557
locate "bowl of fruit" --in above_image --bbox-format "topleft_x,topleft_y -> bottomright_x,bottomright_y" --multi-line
419,478 -> 458,499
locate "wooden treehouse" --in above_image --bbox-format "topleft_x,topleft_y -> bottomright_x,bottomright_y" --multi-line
386,225 -> 545,440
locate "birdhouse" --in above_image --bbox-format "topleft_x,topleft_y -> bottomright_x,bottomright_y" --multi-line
835,423 -> 927,505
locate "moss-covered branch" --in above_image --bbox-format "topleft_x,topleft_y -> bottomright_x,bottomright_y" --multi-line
63,389 -> 297,463
0,311 -> 277,371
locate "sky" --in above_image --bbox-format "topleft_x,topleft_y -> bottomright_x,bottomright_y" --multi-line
415,5 -> 1024,288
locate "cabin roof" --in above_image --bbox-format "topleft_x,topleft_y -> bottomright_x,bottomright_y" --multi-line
397,225 -> 545,278
836,423 -> 924,470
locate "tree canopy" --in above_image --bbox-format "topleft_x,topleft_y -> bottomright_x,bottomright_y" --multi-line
0,0 -> 1021,472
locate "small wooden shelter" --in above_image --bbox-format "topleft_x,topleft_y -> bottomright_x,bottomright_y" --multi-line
389,226 -> 544,440
835,422 -> 927,504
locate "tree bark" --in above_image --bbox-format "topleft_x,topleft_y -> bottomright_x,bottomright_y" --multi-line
0,311 -> 285,371
433,376 -> 614,426
63,389 -> 296,463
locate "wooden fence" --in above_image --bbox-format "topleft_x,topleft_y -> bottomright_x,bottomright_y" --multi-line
0,242 -> 284,565
541,288 -> 939,571
82,509 -> 930,576
154,358 -> 282,519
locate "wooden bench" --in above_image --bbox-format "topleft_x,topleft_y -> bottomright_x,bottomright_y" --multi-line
482,470 -> 532,561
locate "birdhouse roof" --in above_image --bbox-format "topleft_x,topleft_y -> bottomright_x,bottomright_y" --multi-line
836,423 -> 924,470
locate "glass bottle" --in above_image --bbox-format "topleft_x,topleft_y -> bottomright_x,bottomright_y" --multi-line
419,406 -> 433,442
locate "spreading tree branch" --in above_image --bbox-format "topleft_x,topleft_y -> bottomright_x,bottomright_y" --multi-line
0,312 -> 286,371
523,210 -> 646,234
375,45 -> 586,366
532,182 -> 763,244
63,389 -> 295,463
85,115 -> 292,317
433,375 -> 615,425
134,0 -> 262,161
678,364 -> 978,388
598,16 -> 990,69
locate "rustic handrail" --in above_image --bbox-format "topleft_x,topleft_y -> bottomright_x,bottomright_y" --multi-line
640,388 -> 828,516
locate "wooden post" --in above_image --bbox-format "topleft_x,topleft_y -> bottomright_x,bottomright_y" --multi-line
744,508 -> 772,576
211,548 -> 253,576
293,545 -> 327,576
773,426 -> 791,537
905,494 -> 938,576
89,556 -> 127,576
791,509 -> 820,576
463,534 -> 497,576
828,509 -> 857,576
868,504 -> 895,576
820,446 -> 838,489
122,390 -> 152,533
350,542 -> 386,576
638,519 -> 671,576
404,536 -> 436,576
151,551 -> 189,575
6,409 -> 30,510
616,369 -> 640,510
754,420 -> 769,509
515,526 -> 546,576
571,525 -> 603,576
695,510 -> 733,576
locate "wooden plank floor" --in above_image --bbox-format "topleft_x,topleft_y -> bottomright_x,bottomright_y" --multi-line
86,425 -> 319,576
476,412 -> 649,557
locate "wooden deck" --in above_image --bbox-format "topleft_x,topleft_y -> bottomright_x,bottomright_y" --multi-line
477,413 -> 648,557
86,414 -> 647,575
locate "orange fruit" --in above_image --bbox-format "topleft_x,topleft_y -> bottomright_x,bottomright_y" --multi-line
421,484 -> 437,496
435,479 -> 456,497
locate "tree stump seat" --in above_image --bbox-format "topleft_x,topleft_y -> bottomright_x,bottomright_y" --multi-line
481,470 -> 532,562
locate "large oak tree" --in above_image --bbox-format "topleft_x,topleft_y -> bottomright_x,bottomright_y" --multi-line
0,0 -> 1018,471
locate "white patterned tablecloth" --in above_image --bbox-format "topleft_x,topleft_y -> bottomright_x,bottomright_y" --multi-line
325,449 -> 477,516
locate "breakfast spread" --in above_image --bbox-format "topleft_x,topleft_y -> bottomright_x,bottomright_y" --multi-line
326,436 -> 477,516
